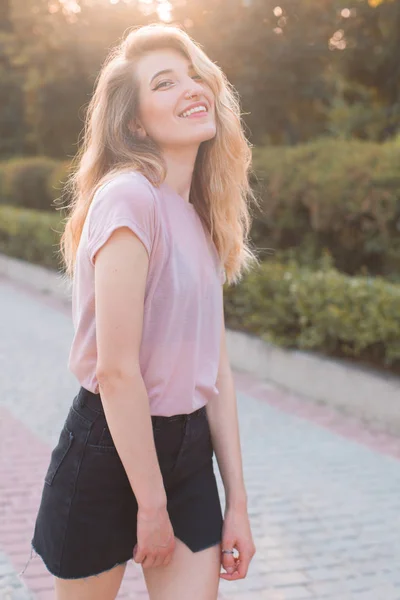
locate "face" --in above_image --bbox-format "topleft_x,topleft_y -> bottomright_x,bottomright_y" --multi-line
132,48 -> 216,150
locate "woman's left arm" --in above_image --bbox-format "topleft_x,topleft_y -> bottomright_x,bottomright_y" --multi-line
205,312 -> 256,580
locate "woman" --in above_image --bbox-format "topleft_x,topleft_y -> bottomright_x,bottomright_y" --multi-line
26,22 -> 258,599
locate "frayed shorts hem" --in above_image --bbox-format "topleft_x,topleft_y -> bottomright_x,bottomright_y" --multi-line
22,541 -> 130,581
23,536 -> 221,580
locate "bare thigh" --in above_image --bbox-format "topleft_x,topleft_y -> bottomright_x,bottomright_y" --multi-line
54,561 -> 127,600
142,538 -> 221,600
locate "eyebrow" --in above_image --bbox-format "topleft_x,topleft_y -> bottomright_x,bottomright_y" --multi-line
149,64 -> 195,86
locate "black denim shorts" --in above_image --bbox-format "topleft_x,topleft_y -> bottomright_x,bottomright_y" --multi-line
28,387 -> 223,580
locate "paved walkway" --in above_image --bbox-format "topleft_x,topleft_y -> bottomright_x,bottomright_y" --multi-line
1,275 -> 400,600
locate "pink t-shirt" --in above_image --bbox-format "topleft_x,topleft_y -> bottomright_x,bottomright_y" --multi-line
68,171 -> 226,416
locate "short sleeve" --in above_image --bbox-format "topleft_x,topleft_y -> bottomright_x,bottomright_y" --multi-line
86,173 -> 156,266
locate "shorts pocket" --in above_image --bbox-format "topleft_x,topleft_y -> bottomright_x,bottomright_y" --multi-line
86,431 -> 118,453
86,417 -> 120,454
44,425 -> 74,486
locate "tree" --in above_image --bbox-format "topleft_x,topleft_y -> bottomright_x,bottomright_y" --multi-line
0,0 -> 25,156
8,0 -> 149,157
334,0 -> 400,140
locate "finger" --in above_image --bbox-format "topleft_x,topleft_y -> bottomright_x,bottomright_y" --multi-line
221,555 -> 246,579
133,546 -> 145,564
220,569 -> 240,580
152,553 -> 166,568
236,552 -> 252,579
221,541 -> 236,574
162,544 -> 175,567
220,558 -> 240,580
161,554 -> 171,567
141,554 -> 156,569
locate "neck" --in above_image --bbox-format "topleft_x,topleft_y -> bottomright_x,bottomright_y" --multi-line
162,146 -> 199,203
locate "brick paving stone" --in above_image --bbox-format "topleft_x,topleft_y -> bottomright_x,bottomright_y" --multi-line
2,275 -> 400,599
264,571 -> 311,587
276,588 -> 314,600
32,592 -> 56,600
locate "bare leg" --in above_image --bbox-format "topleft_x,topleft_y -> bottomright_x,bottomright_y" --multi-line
142,538 -> 221,600
54,561 -> 127,600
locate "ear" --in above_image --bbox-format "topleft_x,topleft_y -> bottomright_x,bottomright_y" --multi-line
129,118 -> 147,139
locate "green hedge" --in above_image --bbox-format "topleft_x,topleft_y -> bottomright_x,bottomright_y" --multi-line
224,256 -> 400,373
0,205 -> 63,270
0,156 -> 70,211
252,139 -> 400,278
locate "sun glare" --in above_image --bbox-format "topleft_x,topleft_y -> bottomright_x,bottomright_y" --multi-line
157,0 -> 173,22
133,0 -> 172,22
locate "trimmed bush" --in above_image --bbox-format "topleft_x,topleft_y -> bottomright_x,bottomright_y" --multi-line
0,205 -> 63,270
224,257 -> 400,373
252,139 -> 400,277
1,156 -> 59,211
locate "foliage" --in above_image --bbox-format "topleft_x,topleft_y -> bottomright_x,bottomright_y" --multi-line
251,138 -> 400,277
337,0 -> 400,141
0,204 -> 63,269
1,156 -> 59,210
2,0 -> 400,157
223,256 -> 400,372
4,0 -> 149,157
0,10 -> 25,156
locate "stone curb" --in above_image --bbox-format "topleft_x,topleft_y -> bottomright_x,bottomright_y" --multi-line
1,253 -> 400,435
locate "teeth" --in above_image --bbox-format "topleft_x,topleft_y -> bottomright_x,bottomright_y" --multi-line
180,105 -> 207,118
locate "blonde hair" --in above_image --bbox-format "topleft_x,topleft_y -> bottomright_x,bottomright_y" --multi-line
59,23 -> 260,284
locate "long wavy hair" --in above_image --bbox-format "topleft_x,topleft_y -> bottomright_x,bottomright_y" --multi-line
59,23 -> 260,284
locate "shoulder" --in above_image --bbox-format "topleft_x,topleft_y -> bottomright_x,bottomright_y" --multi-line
92,170 -> 157,209
87,171 -> 160,231
86,171 -> 160,264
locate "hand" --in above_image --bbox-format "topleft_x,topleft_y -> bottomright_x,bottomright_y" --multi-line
220,508 -> 256,580
133,504 -> 175,569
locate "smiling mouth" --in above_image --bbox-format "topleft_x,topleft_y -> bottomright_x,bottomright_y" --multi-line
178,105 -> 209,118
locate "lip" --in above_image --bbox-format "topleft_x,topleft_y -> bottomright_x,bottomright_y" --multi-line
178,101 -> 209,118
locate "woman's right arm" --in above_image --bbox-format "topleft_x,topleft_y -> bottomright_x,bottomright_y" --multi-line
93,224 -> 175,568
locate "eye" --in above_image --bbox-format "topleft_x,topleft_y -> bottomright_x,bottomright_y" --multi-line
154,80 -> 173,90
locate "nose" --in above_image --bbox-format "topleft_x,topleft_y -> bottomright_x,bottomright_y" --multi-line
184,76 -> 204,98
